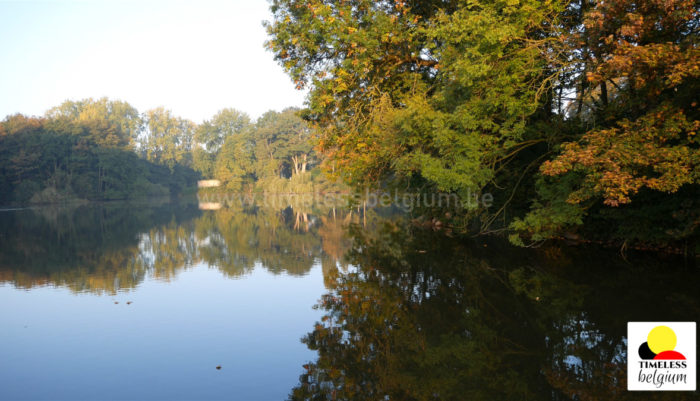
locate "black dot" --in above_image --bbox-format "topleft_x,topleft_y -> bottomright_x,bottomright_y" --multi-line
638,342 -> 656,360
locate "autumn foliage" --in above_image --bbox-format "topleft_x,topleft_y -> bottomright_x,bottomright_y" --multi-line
267,0 -> 700,248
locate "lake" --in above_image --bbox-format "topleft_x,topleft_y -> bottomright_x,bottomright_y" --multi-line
1,197 -> 698,400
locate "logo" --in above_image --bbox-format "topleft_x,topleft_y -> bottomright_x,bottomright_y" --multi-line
628,322 -> 696,391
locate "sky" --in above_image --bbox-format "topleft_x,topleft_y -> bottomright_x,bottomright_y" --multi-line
0,0 -> 306,123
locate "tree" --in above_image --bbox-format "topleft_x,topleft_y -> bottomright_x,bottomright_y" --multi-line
143,107 -> 195,169
267,0 -> 700,247
253,108 -> 313,179
215,130 -> 256,190
192,146 -> 217,178
46,98 -> 142,149
193,109 -> 251,178
266,0 -> 563,205
512,0 -> 700,244
0,101 -> 199,204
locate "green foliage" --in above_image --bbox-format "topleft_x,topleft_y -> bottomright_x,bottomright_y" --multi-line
215,128 -> 256,191
193,108 -> 252,178
1,99 -> 340,206
209,107 -> 332,193
267,0 -> 700,248
192,147 -> 217,178
0,103 -> 199,205
143,107 -> 195,169
46,97 -> 141,149
253,108 -> 313,179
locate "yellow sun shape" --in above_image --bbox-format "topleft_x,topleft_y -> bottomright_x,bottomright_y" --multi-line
647,325 -> 677,354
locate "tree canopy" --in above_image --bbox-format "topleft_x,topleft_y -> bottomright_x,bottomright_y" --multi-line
267,0 -> 700,248
1,98 -> 335,205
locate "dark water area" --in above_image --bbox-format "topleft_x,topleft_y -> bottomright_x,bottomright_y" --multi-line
0,198 -> 697,400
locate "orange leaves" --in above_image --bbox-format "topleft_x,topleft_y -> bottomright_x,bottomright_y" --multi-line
618,13 -> 644,39
543,105 -> 699,207
580,0 -> 699,103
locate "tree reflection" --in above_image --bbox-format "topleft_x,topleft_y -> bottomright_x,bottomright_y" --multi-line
0,201 -> 196,294
290,222 -> 700,400
0,196 -> 358,293
2,200 -> 697,400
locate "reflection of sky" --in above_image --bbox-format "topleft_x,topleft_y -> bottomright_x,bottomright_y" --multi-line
553,315 -> 628,378
563,355 -> 582,369
0,263 -> 324,400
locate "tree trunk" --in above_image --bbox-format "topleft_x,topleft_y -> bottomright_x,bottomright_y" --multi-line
291,155 -> 300,176
600,81 -> 608,108
97,166 -> 102,195
576,64 -> 587,116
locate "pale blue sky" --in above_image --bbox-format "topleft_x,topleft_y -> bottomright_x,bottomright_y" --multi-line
0,0 -> 306,122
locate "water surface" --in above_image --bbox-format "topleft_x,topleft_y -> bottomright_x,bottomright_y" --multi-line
1,199 -> 698,400
0,200 -> 331,400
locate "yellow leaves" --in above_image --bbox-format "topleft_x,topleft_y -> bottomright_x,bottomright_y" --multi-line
335,69 -> 350,80
319,94 -> 334,107
336,81 -> 348,92
347,26 -> 357,34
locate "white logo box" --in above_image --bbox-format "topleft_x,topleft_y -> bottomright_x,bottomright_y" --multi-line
627,322 -> 696,391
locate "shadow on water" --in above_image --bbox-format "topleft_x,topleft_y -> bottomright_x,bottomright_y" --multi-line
0,199 -> 698,400
290,218 -> 699,401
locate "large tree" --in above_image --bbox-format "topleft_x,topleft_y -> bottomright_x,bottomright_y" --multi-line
143,107 -> 195,169
514,0 -> 700,243
267,0 -> 700,246
253,108 -> 313,179
266,0 -> 564,202
193,109 -> 251,178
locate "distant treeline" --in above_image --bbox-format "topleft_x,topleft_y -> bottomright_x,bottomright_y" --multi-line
0,98 -> 333,205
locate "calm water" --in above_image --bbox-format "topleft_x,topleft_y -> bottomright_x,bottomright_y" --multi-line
0,198 -> 698,400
